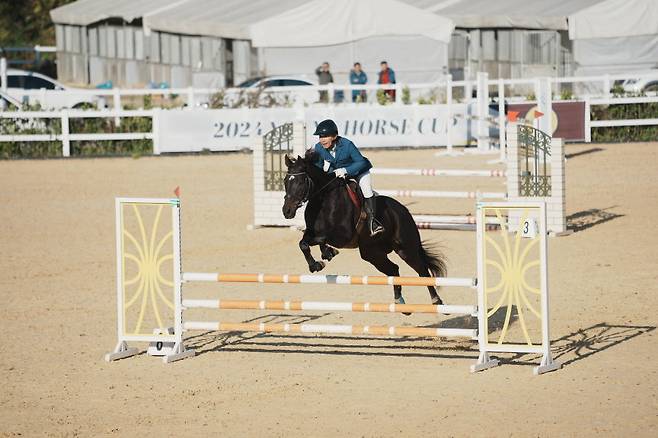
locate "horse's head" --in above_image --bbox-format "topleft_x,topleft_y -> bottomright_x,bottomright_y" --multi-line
282,154 -> 312,219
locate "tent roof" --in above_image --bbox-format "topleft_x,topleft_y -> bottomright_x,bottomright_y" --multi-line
143,0 -> 307,39
568,0 -> 658,39
250,0 -> 455,48
402,0 -> 604,31
50,0 -> 184,26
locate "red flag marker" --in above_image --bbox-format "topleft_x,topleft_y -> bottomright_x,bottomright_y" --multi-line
507,111 -> 520,122
174,186 -> 181,198
534,110 -> 544,119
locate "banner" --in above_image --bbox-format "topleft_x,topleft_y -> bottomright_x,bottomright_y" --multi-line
155,104 -> 473,154
507,101 -> 586,141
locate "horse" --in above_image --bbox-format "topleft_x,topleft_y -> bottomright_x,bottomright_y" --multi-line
282,150 -> 447,306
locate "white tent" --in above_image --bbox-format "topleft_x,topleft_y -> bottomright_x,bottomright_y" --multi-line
403,0 -> 658,76
249,0 -> 455,84
143,0 -> 308,40
568,0 -> 658,75
50,0 -> 183,26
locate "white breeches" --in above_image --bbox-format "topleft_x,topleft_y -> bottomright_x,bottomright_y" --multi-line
358,171 -> 374,198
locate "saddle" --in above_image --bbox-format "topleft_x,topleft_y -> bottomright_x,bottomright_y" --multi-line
344,179 -> 368,248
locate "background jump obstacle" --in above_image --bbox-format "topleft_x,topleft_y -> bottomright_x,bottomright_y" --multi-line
251,122 -> 566,235
106,198 -> 561,375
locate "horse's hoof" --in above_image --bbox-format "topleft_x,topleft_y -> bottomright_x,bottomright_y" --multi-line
396,297 -> 412,316
432,296 -> 443,306
321,247 -> 339,261
309,261 -> 325,273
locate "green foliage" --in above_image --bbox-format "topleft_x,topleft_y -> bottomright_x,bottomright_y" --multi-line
591,95 -> 658,142
0,0 -> 74,46
559,88 -> 574,100
143,95 -> 153,110
402,86 -> 410,105
376,89 -> 393,105
0,103 -> 153,159
209,85 -> 293,109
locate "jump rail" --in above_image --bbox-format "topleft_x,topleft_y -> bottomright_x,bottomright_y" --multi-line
106,197 -> 560,375
371,168 -> 507,178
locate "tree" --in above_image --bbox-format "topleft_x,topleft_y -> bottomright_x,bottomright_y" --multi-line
0,0 -> 76,46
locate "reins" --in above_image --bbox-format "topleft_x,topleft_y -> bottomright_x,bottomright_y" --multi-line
286,170 -> 339,206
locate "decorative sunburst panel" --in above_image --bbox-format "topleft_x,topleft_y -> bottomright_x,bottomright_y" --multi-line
481,206 -> 545,347
119,201 -> 176,338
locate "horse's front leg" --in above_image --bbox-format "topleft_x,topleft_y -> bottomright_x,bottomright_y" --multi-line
299,231 -> 326,273
320,243 -> 339,261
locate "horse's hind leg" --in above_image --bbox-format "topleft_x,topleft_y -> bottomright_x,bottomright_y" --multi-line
320,243 -> 339,261
358,247 -> 405,305
396,248 -> 443,305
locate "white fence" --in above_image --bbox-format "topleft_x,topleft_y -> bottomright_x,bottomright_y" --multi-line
4,71 -> 658,110
2,74 -> 657,157
0,109 -> 154,157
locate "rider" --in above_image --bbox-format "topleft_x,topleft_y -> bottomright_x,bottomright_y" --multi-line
311,119 -> 384,236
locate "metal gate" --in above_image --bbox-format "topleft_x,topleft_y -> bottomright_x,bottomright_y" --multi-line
263,123 -> 293,191
518,124 -> 552,197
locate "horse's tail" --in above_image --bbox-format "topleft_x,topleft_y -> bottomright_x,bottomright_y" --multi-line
419,241 -> 447,279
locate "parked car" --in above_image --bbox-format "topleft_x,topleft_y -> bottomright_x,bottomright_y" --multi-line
227,75 -> 319,106
1,69 -> 102,109
621,74 -> 658,94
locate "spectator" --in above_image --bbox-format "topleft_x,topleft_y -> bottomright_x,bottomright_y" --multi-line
349,62 -> 368,103
315,62 -> 333,103
377,60 -> 396,101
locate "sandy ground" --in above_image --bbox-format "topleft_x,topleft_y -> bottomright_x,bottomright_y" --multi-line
0,142 -> 657,437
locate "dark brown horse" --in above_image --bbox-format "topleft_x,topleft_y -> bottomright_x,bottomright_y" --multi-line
282,151 -> 447,306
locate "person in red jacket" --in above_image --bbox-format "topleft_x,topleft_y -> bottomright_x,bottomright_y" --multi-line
377,61 -> 396,101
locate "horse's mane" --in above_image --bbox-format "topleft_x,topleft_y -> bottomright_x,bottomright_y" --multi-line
304,148 -> 319,163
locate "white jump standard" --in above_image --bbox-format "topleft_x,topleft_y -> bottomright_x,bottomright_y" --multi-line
106,197 -> 561,374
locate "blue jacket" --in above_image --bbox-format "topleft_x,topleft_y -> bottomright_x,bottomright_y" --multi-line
313,136 -> 372,177
349,70 -> 367,85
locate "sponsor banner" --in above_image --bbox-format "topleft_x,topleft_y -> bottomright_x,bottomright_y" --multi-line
304,104 -> 470,148
507,101 -> 586,141
156,104 -> 473,153
157,107 -> 298,153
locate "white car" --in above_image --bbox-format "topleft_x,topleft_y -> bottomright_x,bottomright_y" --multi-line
621,74 -> 658,94
1,69 -> 102,109
227,75 -> 320,106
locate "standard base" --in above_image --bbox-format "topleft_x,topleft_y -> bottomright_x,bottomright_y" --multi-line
470,352 -> 500,373
533,354 -> 562,375
163,342 -> 196,363
105,341 -> 140,362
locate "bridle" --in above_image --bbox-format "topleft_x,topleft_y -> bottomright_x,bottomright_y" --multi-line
284,170 -> 338,209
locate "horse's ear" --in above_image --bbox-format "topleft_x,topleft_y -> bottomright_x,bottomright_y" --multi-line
304,148 -> 317,161
284,154 -> 294,168
297,154 -> 303,161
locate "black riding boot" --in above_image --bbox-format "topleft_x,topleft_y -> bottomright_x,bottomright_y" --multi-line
364,196 -> 384,236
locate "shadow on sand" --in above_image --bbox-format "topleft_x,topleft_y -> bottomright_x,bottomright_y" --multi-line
182,310 -> 654,371
567,206 -> 624,233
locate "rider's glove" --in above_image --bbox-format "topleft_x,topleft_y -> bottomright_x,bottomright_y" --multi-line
334,168 -> 348,178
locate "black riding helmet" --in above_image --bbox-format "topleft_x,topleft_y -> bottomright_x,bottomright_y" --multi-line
313,119 -> 338,137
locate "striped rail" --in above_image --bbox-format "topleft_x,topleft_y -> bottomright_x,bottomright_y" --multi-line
183,299 -> 476,315
182,273 -> 475,287
371,168 -> 506,178
416,222 -> 501,231
412,214 -> 503,232
183,321 -> 476,338
378,189 -> 506,199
